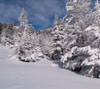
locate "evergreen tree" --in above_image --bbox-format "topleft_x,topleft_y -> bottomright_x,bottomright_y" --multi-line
51,16 -> 65,60
0,27 -> 6,45
54,15 -> 59,26
38,28 -> 53,59
94,0 -> 100,27
19,8 -> 28,26
61,0 -> 100,78
13,9 -> 34,62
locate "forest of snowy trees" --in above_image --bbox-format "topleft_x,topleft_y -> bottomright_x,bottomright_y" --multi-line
1,0 -> 100,78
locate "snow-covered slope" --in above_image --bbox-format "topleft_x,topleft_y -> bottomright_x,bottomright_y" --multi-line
0,45 -> 100,89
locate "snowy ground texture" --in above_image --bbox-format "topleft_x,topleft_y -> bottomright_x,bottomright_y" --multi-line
0,45 -> 100,89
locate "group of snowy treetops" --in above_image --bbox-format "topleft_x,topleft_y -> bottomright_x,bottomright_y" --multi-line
1,0 -> 100,78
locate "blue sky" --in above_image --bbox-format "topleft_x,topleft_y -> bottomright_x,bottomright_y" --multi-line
0,0 -> 97,30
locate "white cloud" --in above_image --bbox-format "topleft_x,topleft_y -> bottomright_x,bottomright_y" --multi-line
0,3 -> 21,23
0,0 -> 67,29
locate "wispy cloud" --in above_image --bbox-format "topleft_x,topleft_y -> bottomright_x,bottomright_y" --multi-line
0,3 -> 21,23
0,0 -> 67,30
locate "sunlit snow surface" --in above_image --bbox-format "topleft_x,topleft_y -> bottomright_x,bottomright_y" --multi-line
0,45 -> 100,89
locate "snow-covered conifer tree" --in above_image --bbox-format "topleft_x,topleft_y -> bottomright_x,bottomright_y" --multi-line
51,16 -> 65,60
94,0 -> 100,27
54,15 -> 59,26
13,9 -> 35,62
61,0 -> 100,78
0,27 -> 6,45
38,29 -> 53,59
19,8 -> 28,26
13,8 -> 46,62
